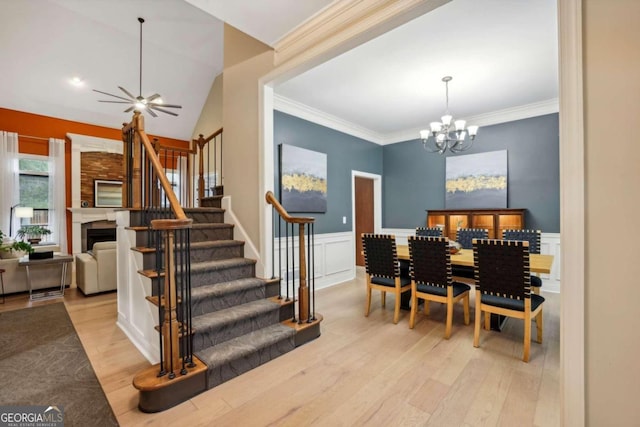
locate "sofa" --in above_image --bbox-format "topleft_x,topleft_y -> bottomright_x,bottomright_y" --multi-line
75,241 -> 117,295
0,244 -> 72,295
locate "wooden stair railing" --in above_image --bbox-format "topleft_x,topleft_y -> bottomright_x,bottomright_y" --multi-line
152,138 -> 196,208
123,112 -> 204,406
266,191 -> 316,323
193,128 -> 223,204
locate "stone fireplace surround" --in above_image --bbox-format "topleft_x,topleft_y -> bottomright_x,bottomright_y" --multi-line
82,220 -> 117,252
67,133 -> 122,256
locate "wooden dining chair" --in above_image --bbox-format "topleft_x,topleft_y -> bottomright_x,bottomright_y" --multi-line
456,228 -> 488,249
452,228 -> 488,281
415,227 -> 443,237
502,229 -> 543,293
408,236 -> 470,338
472,238 -> 545,362
362,233 -> 411,324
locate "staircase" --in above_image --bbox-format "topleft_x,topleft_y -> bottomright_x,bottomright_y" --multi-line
121,113 -> 321,412
131,196 -> 320,412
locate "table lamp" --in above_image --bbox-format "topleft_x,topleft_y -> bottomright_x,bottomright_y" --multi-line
9,204 -> 34,238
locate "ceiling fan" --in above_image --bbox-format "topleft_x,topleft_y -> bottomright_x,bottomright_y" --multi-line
93,17 -> 182,118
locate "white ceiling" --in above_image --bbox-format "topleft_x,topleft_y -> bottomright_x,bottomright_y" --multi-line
274,0 -> 559,144
0,0 -> 558,143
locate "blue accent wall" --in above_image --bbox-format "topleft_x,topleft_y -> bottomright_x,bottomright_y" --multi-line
273,111 -> 383,234
274,111 -> 559,234
383,113 -> 560,232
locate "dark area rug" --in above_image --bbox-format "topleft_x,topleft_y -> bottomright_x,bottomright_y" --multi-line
0,303 -> 118,426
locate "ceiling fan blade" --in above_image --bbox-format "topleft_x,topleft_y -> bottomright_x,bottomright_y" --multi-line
147,108 -> 158,118
98,100 -> 132,104
150,106 -> 179,116
93,89 -> 132,102
124,106 -> 135,113
146,94 -> 161,102
118,86 -> 137,99
149,103 -> 182,109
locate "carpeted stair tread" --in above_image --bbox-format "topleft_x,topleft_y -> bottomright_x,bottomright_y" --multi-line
191,277 -> 267,300
184,207 -> 225,213
191,223 -> 233,230
195,323 -> 295,370
190,257 -> 256,272
188,240 -> 244,249
191,299 -> 279,332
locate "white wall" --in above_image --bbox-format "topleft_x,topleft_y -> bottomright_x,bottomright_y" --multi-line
583,1 -> 640,423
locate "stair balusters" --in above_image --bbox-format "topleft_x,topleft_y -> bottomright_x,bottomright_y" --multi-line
123,112 -> 196,380
266,191 -> 316,323
193,128 -> 224,205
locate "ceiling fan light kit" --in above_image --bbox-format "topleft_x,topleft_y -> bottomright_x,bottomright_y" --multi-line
420,76 -> 478,154
93,17 -> 182,117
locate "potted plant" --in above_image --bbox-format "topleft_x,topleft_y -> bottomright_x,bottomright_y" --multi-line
0,229 -> 34,259
16,225 -> 52,245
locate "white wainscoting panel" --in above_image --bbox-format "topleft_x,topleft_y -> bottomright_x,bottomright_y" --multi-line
540,232 -> 561,293
275,231 -> 354,293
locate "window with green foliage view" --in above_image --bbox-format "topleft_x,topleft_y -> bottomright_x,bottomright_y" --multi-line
18,157 -> 49,226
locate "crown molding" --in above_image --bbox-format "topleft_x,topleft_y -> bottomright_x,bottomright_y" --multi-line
464,98 -> 559,128
273,0 -> 449,67
273,95 -> 385,144
274,96 -> 560,146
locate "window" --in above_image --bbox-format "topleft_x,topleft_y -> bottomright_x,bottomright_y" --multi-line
18,156 -> 49,228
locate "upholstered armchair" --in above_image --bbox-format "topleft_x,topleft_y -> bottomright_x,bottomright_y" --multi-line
76,241 -> 117,295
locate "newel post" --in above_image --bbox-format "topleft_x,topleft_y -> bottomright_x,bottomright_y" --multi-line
157,225 -> 181,377
132,111 -> 144,209
194,134 -> 207,203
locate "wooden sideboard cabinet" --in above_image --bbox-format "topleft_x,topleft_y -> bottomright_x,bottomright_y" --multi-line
426,208 -> 525,241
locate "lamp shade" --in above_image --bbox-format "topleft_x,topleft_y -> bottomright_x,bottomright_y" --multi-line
15,207 -> 33,218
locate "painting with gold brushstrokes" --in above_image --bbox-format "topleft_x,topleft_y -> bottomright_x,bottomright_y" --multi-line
445,150 -> 507,209
279,144 -> 327,212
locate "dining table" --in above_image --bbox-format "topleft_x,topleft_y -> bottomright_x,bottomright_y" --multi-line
395,245 -> 554,274
395,244 -> 554,330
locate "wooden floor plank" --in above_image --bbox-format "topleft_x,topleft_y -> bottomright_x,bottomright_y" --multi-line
0,267 -> 560,426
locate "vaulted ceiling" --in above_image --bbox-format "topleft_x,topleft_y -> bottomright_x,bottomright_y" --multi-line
0,0 -> 557,143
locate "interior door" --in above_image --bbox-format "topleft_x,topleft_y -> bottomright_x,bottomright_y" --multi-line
355,176 -> 374,266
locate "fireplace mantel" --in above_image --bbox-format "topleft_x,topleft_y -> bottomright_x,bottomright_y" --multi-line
68,207 -> 119,255
67,134 -> 122,254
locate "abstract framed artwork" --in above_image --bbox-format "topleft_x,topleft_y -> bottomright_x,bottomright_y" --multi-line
445,150 -> 507,209
94,179 -> 123,207
279,144 -> 327,213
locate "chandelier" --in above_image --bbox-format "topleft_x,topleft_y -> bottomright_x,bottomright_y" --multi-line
420,76 -> 479,154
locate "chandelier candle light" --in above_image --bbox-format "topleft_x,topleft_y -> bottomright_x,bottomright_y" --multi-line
420,76 -> 479,154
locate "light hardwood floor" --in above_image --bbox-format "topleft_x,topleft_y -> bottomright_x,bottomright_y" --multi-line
0,268 -> 559,426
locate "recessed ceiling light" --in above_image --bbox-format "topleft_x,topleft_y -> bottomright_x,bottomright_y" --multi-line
70,76 -> 84,87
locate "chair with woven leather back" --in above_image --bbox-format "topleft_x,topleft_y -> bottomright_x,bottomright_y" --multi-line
472,238 -> 545,362
452,228 -> 488,281
408,236 -> 470,338
456,228 -> 488,249
415,227 -> 443,237
502,229 -> 543,293
362,233 -> 411,324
